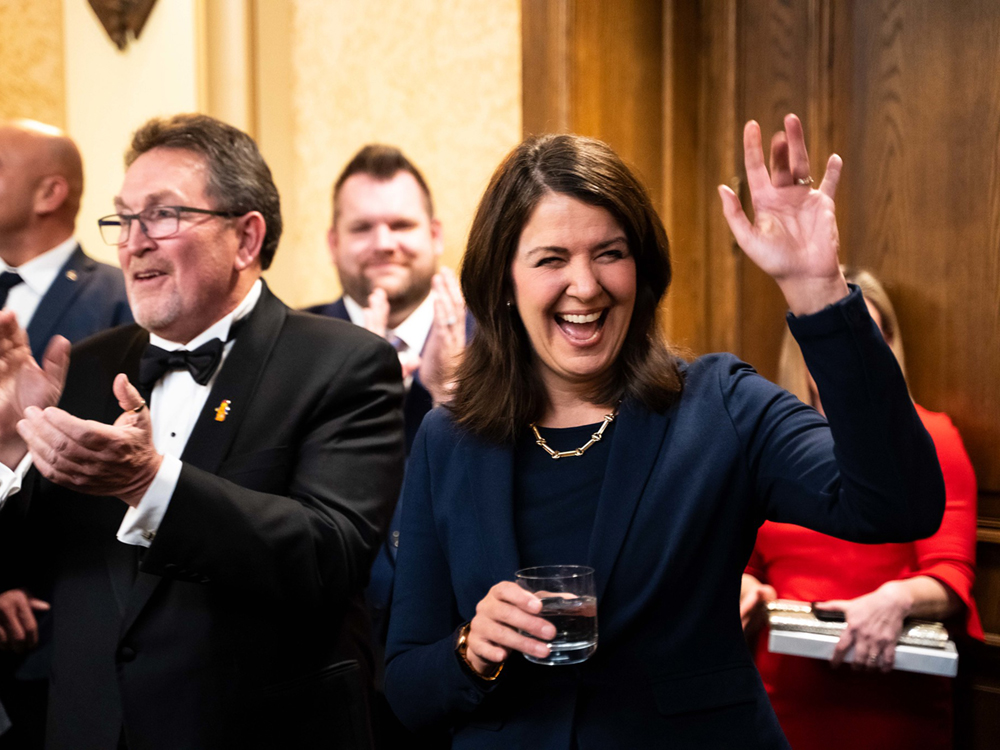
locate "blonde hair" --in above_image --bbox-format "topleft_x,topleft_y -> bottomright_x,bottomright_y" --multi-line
777,268 -> 907,406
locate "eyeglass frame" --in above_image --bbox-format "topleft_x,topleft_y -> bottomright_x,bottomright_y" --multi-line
97,205 -> 246,246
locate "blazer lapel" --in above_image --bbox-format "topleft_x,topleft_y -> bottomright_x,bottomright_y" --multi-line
26,246 -> 92,360
121,286 -> 287,635
465,435 -> 520,583
587,400 -> 672,600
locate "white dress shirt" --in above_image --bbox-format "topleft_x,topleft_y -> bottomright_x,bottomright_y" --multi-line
0,280 -> 263,550
1,237 -> 78,328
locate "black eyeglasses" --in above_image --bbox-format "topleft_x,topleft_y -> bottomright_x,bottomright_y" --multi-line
97,205 -> 244,245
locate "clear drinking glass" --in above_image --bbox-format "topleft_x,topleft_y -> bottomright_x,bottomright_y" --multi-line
515,565 -> 598,665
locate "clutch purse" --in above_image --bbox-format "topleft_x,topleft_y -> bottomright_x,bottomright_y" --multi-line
765,599 -> 958,677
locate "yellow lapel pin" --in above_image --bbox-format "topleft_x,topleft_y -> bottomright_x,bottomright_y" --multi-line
214,399 -> 232,422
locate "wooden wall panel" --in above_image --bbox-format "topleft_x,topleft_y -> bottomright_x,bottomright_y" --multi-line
661,0 -> 739,356
734,0 -> 817,378
522,0 -> 665,206
841,0 -> 1000,495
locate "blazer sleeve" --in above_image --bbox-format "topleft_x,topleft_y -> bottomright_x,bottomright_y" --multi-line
726,286 -> 945,543
383,417 -> 495,731
139,335 -> 406,611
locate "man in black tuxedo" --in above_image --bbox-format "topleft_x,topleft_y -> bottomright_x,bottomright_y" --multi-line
0,114 -> 405,750
0,119 -> 132,749
305,145 -> 467,747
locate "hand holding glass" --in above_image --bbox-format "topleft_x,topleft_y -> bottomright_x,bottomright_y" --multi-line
516,565 -> 598,665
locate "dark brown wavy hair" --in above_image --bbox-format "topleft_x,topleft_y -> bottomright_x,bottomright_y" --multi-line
126,114 -> 282,270
452,134 -> 683,443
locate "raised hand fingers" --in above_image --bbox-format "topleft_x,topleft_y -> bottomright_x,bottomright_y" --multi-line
112,373 -> 150,426
783,113 -> 811,184
433,269 -> 465,336
742,120 -> 773,196
769,131 -> 793,187
818,153 -> 843,200
363,288 -> 390,338
717,185 -> 754,250
40,335 -> 70,392
0,310 -> 29,351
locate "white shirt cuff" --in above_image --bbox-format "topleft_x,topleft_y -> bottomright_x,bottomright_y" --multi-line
116,455 -> 182,547
0,453 -> 35,512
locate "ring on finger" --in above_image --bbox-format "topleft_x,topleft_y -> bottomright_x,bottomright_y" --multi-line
445,317 -> 457,327
795,176 -> 814,186
131,400 -> 147,414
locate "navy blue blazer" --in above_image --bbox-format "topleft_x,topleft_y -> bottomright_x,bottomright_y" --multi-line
384,288 -> 945,749
26,244 -> 132,361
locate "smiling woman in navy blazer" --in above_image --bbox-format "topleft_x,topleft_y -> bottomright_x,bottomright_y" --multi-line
384,116 -> 945,750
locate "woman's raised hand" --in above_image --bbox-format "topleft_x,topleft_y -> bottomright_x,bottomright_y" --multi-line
464,581 -> 554,677
718,113 -> 849,316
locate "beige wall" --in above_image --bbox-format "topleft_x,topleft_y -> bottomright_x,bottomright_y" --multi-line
2,0 -> 522,310
0,0 -> 65,126
269,0 -> 522,307
64,0 -> 202,265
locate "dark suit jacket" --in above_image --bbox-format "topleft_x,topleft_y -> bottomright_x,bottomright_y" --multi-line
384,288 -> 945,749
305,296 -> 474,454
305,296 -> 474,609
0,284 -> 406,750
26,244 -> 132,361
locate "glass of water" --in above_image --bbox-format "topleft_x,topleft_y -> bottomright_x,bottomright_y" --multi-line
515,565 -> 597,666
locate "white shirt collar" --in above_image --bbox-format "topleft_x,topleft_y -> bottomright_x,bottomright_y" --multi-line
389,292 -> 435,355
149,279 -> 263,351
1,237 -> 78,297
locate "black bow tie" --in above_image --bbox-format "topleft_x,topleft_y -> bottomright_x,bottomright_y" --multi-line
139,338 -> 225,389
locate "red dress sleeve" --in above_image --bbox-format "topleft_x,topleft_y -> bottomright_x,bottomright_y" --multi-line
906,405 -> 983,639
745,544 -> 767,583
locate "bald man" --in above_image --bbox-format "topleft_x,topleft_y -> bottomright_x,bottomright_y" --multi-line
0,120 -> 131,750
0,120 -> 131,361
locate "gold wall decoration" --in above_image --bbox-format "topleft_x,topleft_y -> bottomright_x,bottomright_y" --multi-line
87,0 -> 158,51
0,0 -> 66,125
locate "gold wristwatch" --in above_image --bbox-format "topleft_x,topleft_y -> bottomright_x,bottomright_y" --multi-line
456,622 -> 504,681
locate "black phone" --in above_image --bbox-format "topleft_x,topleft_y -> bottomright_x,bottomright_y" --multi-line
811,603 -> 846,622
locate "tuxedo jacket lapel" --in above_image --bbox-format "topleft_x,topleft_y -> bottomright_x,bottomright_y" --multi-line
121,286 -> 287,636
178,285 -> 285,475
587,400 -> 672,600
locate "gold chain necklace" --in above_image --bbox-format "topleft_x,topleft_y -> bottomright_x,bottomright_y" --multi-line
529,407 -> 618,460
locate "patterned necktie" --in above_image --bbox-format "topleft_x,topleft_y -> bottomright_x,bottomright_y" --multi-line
0,272 -> 24,309
388,334 -> 407,353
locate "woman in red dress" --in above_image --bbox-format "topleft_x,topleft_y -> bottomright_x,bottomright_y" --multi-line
742,268 -> 983,750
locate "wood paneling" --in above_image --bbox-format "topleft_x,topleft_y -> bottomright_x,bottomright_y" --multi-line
521,0 -> 665,205
841,0 -> 1000,495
